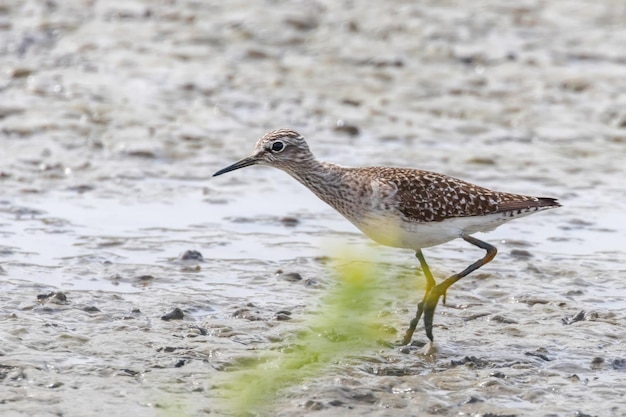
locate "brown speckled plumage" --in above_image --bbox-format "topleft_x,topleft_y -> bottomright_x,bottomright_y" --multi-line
213,128 -> 561,344
345,167 -> 558,222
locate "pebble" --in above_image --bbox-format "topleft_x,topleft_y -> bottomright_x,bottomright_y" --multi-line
37,292 -> 68,304
280,217 -> 299,227
280,272 -> 303,282
161,308 -> 184,321
178,250 -> 204,261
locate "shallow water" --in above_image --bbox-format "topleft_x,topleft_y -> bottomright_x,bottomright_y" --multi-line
1,0 -> 626,416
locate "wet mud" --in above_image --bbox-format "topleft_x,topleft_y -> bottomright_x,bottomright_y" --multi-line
1,1 -> 625,416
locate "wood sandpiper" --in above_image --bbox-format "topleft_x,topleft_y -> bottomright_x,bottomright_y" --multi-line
213,129 -> 561,345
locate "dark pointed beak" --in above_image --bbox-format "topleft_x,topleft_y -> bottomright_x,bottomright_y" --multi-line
212,155 -> 259,177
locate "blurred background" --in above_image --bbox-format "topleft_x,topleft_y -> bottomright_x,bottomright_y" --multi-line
1,1 -> 625,416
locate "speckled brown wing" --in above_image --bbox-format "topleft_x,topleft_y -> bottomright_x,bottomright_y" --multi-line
368,167 -> 558,223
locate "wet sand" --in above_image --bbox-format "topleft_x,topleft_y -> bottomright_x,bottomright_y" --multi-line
1,1 -> 626,416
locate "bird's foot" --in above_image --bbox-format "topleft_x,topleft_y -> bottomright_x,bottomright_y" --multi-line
401,300 -> 424,345
401,283 -> 448,345
422,283 -> 447,342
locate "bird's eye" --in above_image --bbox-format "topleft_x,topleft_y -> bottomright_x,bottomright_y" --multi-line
271,141 -> 285,152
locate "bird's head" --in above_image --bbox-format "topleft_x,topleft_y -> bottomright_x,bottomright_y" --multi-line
213,129 -> 313,177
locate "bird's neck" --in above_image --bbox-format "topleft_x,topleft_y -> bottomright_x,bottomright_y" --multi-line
284,158 -> 349,208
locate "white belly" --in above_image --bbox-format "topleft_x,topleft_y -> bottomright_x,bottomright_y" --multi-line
350,212 -> 521,249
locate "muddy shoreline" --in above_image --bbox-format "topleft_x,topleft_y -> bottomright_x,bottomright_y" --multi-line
2,1 -> 626,416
